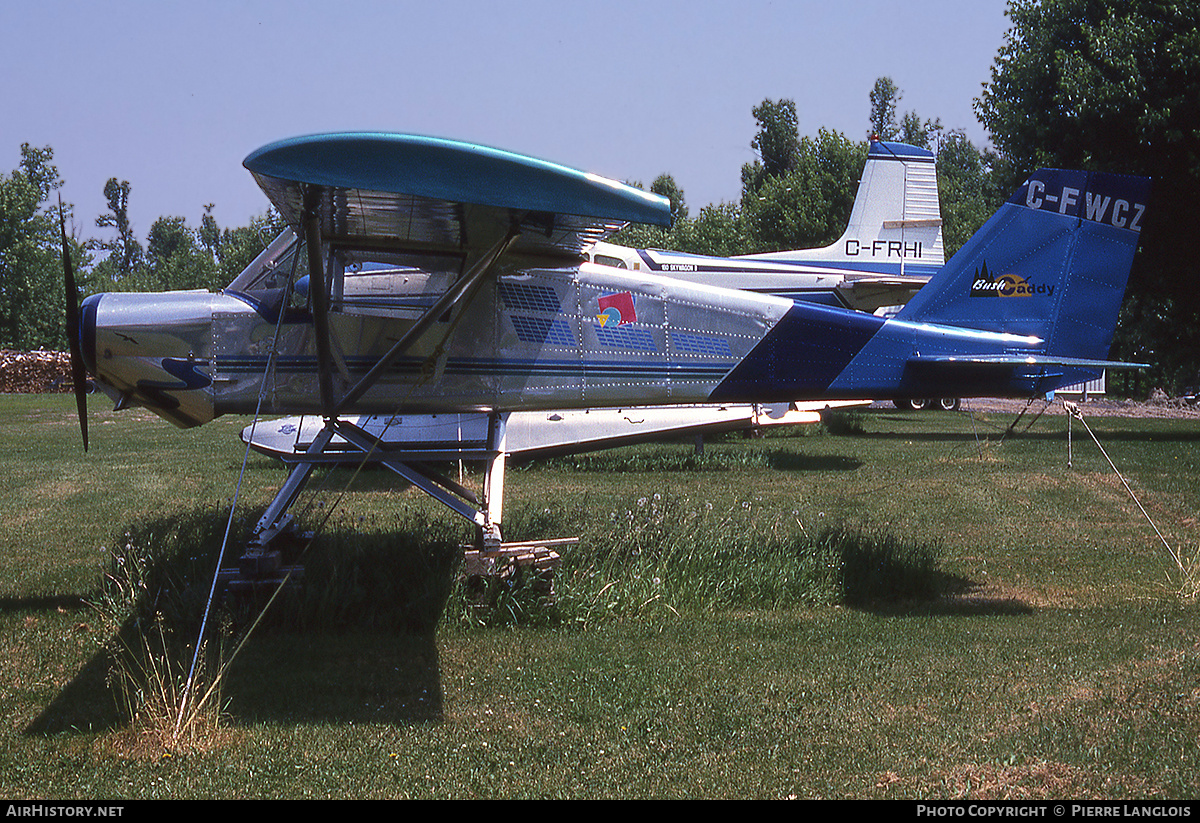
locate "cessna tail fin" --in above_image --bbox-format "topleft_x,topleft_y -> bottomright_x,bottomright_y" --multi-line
736,140 -> 944,277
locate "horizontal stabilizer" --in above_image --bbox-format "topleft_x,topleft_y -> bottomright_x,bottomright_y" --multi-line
909,354 -> 1149,370
904,353 -> 1148,398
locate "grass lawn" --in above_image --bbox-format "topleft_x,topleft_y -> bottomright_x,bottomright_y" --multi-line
1,394 -> 1197,798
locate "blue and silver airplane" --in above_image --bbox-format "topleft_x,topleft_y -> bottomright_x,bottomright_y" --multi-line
62,132 -> 1149,572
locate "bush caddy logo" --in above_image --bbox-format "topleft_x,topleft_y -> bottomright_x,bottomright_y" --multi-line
970,262 -> 1054,298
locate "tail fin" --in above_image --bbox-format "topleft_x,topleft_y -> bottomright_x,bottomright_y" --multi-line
737,140 -> 944,277
897,168 -> 1150,363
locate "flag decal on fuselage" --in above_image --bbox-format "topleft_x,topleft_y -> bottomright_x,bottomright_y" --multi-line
597,291 -> 636,327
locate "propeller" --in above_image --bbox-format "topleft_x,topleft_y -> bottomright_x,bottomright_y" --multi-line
58,199 -> 89,451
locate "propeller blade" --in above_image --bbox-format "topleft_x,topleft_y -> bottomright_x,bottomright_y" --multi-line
59,200 -> 89,451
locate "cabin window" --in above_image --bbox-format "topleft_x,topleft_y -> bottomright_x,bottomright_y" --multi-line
226,229 -> 306,293
593,253 -> 628,269
328,247 -> 465,319
223,229 -> 311,318
225,230 -> 470,320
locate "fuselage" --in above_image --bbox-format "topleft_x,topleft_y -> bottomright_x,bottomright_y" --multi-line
80,256 -> 1041,429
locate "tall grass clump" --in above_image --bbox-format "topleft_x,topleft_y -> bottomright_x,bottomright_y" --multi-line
90,495 -> 943,653
524,443 -> 776,473
480,493 -> 944,626
820,407 -> 867,436
88,506 -> 239,753
1174,542 -> 1200,603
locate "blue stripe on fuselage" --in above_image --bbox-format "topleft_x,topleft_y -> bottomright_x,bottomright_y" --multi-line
708,301 -> 884,402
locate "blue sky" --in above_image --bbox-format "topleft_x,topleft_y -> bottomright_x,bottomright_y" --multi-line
2,0 -> 1011,246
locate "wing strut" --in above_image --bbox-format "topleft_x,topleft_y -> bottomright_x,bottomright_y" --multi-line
333,221 -> 524,414
302,190 -> 337,417
331,419 -> 491,528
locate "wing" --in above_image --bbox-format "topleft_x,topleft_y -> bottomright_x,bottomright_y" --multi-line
243,132 -> 673,258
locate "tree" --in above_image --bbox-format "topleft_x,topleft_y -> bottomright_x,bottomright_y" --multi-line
743,98 -> 801,196
934,131 -> 1014,257
976,0 -> 1200,391
138,215 -> 219,292
897,110 -> 944,152
91,177 -> 144,282
869,77 -> 901,140
0,144 -> 72,350
870,76 -> 943,150
671,202 -> 746,257
211,210 -> 288,284
199,203 -> 221,262
651,174 -> 688,223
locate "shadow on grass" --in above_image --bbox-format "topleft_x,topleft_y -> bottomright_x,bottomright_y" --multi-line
23,504 -> 1030,736
25,505 -> 463,735
0,594 -> 87,612
852,569 -> 1037,617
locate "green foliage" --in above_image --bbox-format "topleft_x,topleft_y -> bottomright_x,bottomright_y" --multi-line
650,173 -> 687,223
611,195 -> 748,257
91,188 -> 282,294
741,128 -> 867,253
977,0 -> 1200,392
91,178 -> 143,277
0,144 -> 72,350
870,76 -> 943,149
869,77 -> 901,140
935,131 -> 1015,258
669,202 -> 746,257
746,97 -> 800,185
617,84 -> 997,261
209,210 -> 288,284
0,139 -> 289,352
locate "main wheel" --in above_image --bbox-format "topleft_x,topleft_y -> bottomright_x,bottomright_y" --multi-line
936,397 -> 961,411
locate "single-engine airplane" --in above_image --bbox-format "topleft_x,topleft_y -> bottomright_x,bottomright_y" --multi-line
63,132 -> 1149,580
237,138 -> 941,524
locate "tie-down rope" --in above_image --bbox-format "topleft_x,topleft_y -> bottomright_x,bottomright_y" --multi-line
1062,399 -> 1192,587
